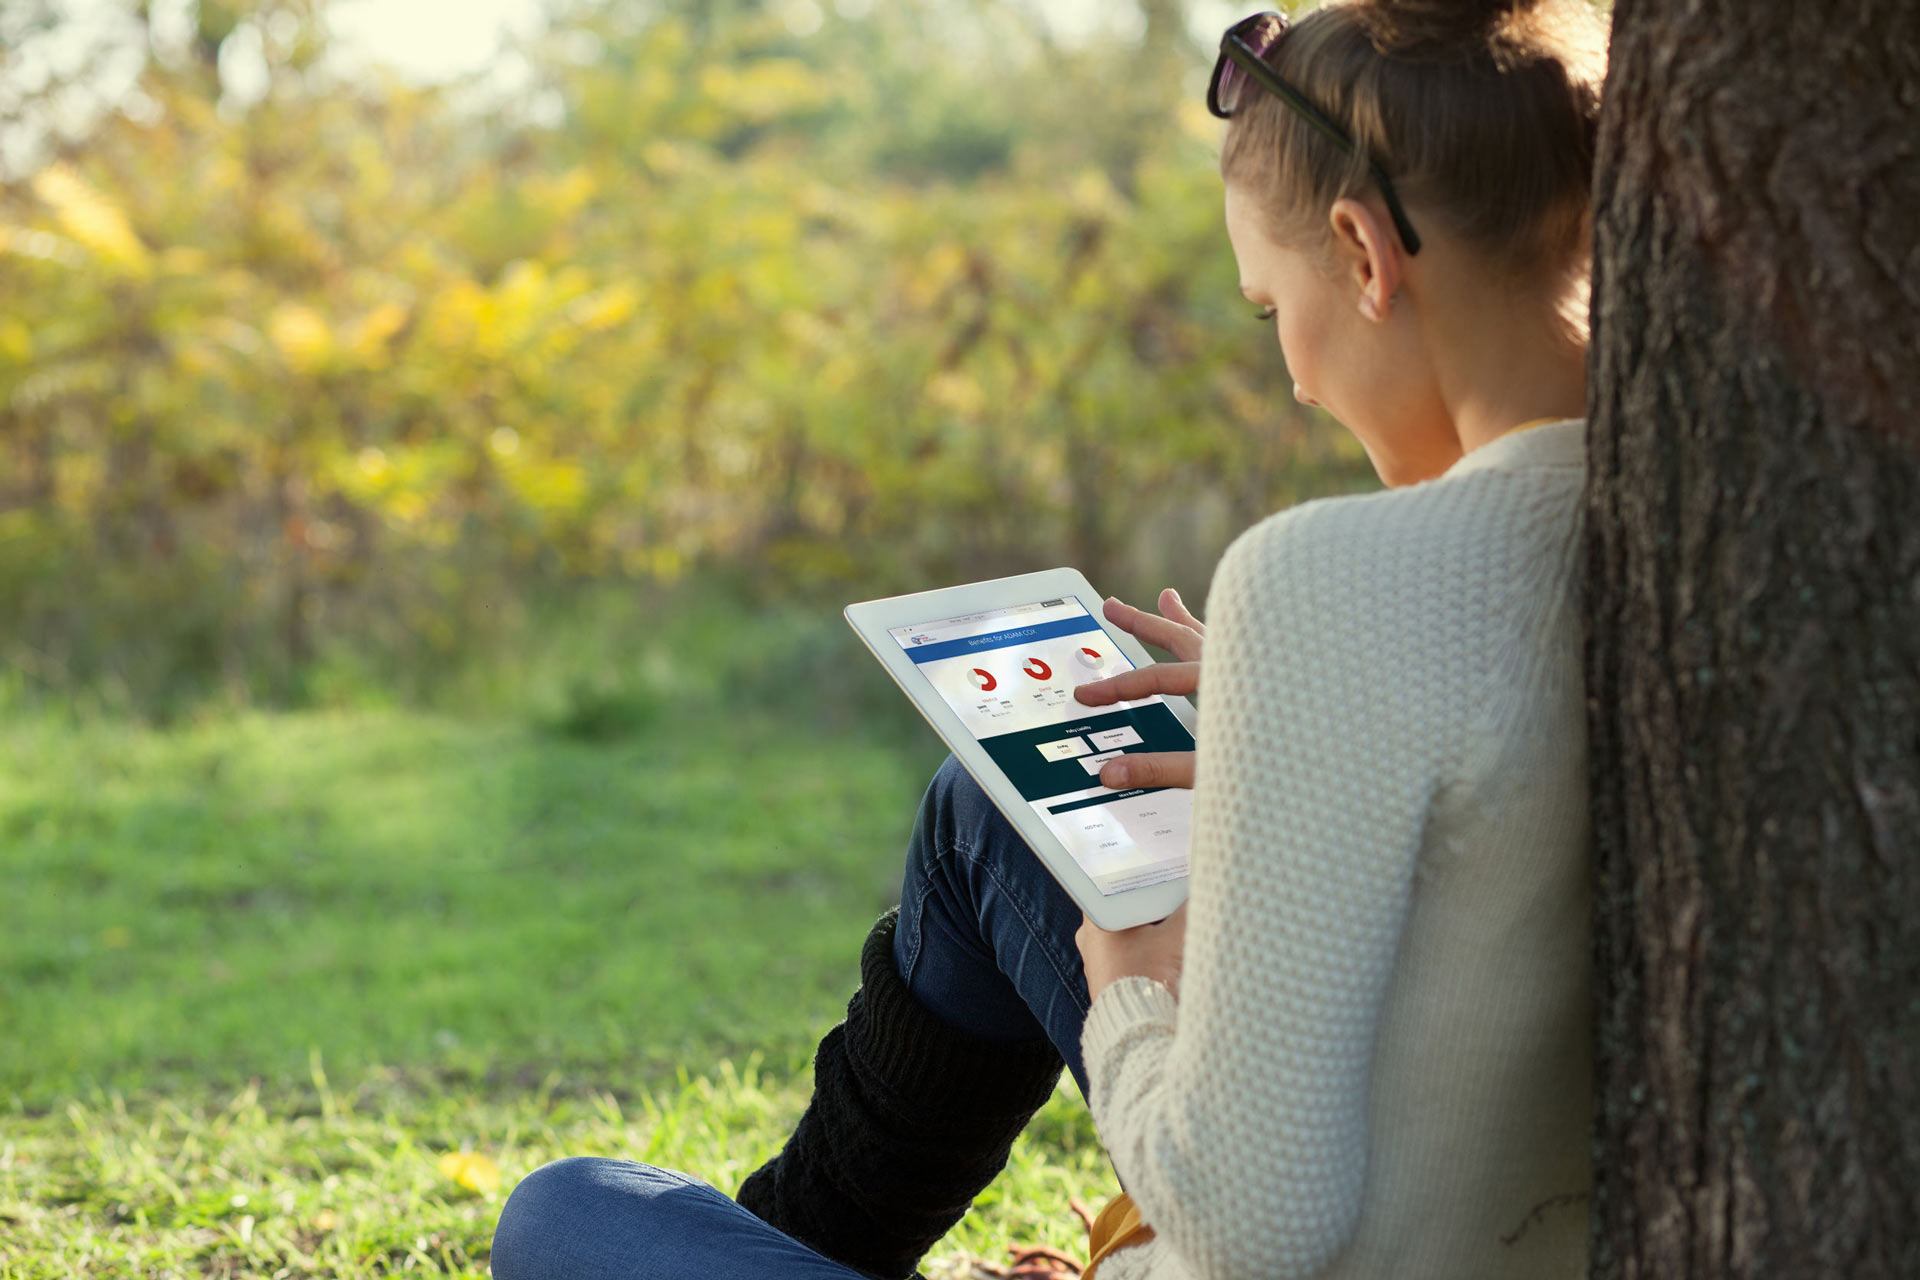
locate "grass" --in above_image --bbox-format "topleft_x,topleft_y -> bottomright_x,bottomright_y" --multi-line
1,708 -> 923,1100
0,599 -> 1121,1276
2,1062 -> 1112,1279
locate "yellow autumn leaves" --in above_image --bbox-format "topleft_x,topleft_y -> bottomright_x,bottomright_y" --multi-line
1,1 -> 1368,708
30,165 -> 153,279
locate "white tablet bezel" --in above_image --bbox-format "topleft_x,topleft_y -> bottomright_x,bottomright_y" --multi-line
846,567 -> 1195,931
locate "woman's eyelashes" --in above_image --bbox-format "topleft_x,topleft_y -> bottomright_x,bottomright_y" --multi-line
1252,305 -> 1278,322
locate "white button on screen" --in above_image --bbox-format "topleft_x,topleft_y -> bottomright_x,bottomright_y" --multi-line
1037,737 -> 1094,762
1088,726 -> 1143,751
1080,749 -> 1124,775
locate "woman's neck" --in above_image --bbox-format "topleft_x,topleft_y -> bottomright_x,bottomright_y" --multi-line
1429,272 -> 1590,454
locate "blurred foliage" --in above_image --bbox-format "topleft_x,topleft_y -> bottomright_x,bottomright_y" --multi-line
0,0 -> 1373,715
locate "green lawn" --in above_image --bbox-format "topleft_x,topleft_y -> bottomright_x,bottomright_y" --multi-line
0,649 -> 1119,1275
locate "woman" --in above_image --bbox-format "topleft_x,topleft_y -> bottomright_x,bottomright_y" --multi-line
492,0 -> 1607,1275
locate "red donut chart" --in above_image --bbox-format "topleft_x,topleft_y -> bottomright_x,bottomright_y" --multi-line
1023,658 -> 1052,681
1075,646 -> 1105,668
968,668 -> 998,692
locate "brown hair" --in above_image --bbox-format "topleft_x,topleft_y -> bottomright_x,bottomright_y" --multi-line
1220,0 -> 1608,282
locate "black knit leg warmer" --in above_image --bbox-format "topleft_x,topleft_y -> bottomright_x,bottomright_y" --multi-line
736,909 -> 1066,1280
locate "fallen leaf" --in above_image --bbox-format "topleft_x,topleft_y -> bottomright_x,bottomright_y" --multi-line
436,1150 -> 501,1196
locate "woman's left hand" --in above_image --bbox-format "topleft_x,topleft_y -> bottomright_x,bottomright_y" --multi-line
1076,904 -> 1188,1003
1074,590 -> 1206,790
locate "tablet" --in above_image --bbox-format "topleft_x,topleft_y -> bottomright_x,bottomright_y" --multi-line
846,568 -> 1194,930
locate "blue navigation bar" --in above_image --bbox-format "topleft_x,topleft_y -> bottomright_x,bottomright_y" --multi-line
903,614 -> 1104,665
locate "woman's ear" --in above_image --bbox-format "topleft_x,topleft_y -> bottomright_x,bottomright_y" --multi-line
1328,197 -> 1403,324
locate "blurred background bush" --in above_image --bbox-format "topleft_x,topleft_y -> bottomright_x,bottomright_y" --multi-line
0,0 -> 1373,722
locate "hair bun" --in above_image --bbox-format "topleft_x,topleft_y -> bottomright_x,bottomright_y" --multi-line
1354,0 -> 1556,59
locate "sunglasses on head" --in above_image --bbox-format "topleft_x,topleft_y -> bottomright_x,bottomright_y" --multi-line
1208,11 -> 1422,255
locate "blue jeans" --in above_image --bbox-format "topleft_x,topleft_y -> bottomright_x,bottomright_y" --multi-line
491,756 -> 1091,1280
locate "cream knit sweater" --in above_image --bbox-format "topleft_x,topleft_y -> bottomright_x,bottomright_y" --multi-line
1079,420 -> 1593,1280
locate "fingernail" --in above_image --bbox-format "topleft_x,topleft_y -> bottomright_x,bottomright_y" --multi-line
1103,762 -> 1129,786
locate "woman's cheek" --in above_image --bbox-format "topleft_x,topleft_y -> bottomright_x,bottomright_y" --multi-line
1277,320 -> 1325,410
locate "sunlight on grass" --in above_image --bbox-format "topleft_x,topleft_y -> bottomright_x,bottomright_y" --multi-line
0,1059 -> 1117,1279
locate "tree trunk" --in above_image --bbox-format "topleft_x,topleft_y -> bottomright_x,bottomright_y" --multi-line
1586,2 -> 1920,1278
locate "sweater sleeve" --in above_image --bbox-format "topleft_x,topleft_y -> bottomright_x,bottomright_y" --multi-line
1081,502 -> 1461,1279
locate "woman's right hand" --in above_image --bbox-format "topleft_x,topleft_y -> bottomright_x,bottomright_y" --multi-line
1073,588 -> 1204,790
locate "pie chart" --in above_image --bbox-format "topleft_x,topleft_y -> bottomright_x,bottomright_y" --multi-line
1023,658 -> 1052,681
1075,646 -> 1105,669
967,668 -> 997,692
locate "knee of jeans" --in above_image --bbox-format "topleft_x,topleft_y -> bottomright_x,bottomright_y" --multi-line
907,756 -> 980,883
490,1157 -> 614,1280
930,753 -> 972,802
929,755 -> 992,840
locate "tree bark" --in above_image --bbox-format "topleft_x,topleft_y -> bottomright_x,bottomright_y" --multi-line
1586,2 -> 1920,1278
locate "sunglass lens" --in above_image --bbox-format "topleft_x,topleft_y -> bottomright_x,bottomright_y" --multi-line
1216,12 -> 1287,116
1239,12 -> 1286,56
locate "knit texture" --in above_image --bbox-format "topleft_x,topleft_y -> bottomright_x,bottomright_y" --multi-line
1081,421 -> 1593,1280
737,909 -> 1065,1280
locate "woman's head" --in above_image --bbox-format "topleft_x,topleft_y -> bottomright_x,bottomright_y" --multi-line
1216,0 -> 1608,482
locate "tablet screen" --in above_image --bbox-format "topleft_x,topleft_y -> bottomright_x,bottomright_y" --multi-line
890,597 -> 1192,895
